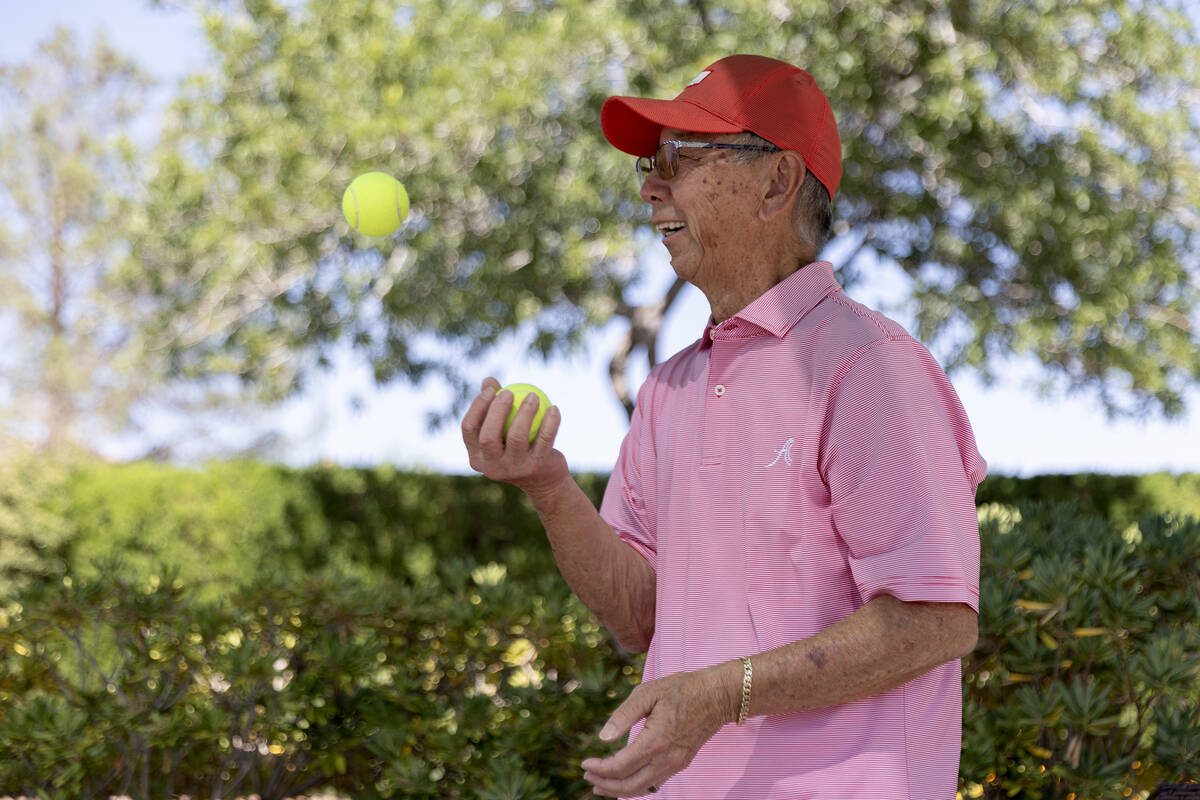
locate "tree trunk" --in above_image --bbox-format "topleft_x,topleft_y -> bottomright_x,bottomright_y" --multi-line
608,276 -> 690,419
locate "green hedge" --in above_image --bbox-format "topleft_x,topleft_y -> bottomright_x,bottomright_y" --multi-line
45,461 -> 1200,587
54,461 -> 609,591
0,556 -> 638,800
966,501 -> 1200,798
976,472 -> 1200,530
0,461 -> 1197,798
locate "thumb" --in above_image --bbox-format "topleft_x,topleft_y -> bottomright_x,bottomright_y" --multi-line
600,685 -> 657,742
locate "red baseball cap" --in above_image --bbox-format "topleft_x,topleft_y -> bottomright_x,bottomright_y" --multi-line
601,54 -> 842,198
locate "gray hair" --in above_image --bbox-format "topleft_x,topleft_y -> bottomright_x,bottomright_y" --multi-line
727,132 -> 833,257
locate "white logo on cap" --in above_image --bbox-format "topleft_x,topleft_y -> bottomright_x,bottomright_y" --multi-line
686,70 -> 711,87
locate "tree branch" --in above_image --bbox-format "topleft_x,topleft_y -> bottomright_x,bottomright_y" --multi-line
689,0 -> 713,35
607,277 -> 690,421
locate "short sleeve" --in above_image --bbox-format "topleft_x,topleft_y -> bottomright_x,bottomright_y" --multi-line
820,337 -> 987,611
600,381 -> 658,571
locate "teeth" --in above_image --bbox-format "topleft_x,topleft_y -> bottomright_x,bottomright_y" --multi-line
656,222 -> 685,234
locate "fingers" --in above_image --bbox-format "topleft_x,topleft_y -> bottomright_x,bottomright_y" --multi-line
461,380 -> 499,446
581,687 -> 657,784
582,742 -> 650,780
462,377 -> 564,486
583,733 -> 664,798
599,685 -> 655,743
582,674 -> 722,797
532,404 -> 561,453
585,759 -> 661,798
504,391 -> 542,448
462,378 -> 513,472
479,388 -> 514,452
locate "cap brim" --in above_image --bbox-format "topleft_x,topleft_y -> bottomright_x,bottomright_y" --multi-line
601,96 -> 744,157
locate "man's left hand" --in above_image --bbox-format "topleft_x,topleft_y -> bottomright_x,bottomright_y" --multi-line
581,662 -> 737,797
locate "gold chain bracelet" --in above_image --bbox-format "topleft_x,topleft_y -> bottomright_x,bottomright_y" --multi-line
736,656 -> 753,725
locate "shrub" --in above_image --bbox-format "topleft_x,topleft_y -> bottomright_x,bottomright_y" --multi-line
59,460 -> 318,600
976,473 -> 1200,530
56,462 -> 610,593
962,502 -> 1200,799
2,461 -> 1197,797
0,449 -> 72,596
0,555 -> 639,799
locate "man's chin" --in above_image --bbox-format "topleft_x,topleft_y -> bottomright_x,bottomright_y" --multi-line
666,253 -> 699,284
667,258 -> 691,282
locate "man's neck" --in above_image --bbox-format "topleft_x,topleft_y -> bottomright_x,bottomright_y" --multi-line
707,255 -> 813,324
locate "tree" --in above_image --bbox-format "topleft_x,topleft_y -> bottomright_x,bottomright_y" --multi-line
0,28 -> 152,452
122,0 -> 1200,427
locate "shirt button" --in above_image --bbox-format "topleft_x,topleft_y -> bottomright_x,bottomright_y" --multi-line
709,328 -> 717,341
714,384 -> 726,397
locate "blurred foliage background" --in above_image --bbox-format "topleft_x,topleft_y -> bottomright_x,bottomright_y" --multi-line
2,0 -> 1199,798
0,0 -> 1197,452
0,462 -> 1196,798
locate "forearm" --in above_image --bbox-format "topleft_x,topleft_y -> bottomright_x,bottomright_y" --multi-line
708,595 -> 978,722
526,474 -> 656,653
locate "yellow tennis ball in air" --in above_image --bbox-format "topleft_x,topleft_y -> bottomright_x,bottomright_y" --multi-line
342,172 -> 409,237
501,383 -> 552,444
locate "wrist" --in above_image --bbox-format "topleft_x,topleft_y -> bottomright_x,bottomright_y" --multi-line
711,658 -> 745,726
522,470 -> 574,509
735,655 -> 754,725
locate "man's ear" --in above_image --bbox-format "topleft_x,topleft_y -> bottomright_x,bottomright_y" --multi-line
760,151 -> 807,221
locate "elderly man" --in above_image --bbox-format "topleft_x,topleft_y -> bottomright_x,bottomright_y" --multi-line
462,54 -> 987,800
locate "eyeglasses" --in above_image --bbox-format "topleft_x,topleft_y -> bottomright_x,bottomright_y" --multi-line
635,140 -> 780,184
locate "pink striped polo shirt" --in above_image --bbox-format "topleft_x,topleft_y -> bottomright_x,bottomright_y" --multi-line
599,260 -> 987,800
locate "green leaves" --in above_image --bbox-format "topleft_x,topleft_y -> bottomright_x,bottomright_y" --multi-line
3,460 -> 1198,796
473,755 -> 555,800
0,552 -> 634,798
3,1 -> 1196,448
0,448 -> 73,595
107,0 -> 1200,428
1058,677 -> 1121,739
121,0 -> 649,416
0,459 -> 624,797
965,499 -> 1200,797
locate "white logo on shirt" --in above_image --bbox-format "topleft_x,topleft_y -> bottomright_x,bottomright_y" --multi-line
765,438 -> 796,467
686,70 -> 711,87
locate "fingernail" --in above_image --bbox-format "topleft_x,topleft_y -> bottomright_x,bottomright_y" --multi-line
599,723 -> 617,741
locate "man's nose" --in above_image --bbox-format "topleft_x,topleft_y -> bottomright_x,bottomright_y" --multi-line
640,171 -> 670,204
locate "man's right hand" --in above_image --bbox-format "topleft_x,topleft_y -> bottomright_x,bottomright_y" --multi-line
464,377 -> 656,653
461,377 -> 570,497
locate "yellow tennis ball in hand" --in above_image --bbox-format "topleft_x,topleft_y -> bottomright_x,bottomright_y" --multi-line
501,383 -> 552,444
342,172 -> 409,237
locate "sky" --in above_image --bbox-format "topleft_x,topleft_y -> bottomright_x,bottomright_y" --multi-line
2,0 -> 1198,478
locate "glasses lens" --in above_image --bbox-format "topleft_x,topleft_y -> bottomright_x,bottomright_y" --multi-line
657,142 -> 678,179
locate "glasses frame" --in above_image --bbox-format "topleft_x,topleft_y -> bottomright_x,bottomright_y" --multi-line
635,139 -> 780,184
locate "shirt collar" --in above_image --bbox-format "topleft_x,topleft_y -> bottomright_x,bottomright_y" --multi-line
703,260 -> 842,343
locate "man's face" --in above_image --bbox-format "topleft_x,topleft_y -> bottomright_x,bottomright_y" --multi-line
640,129 -> 767,289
